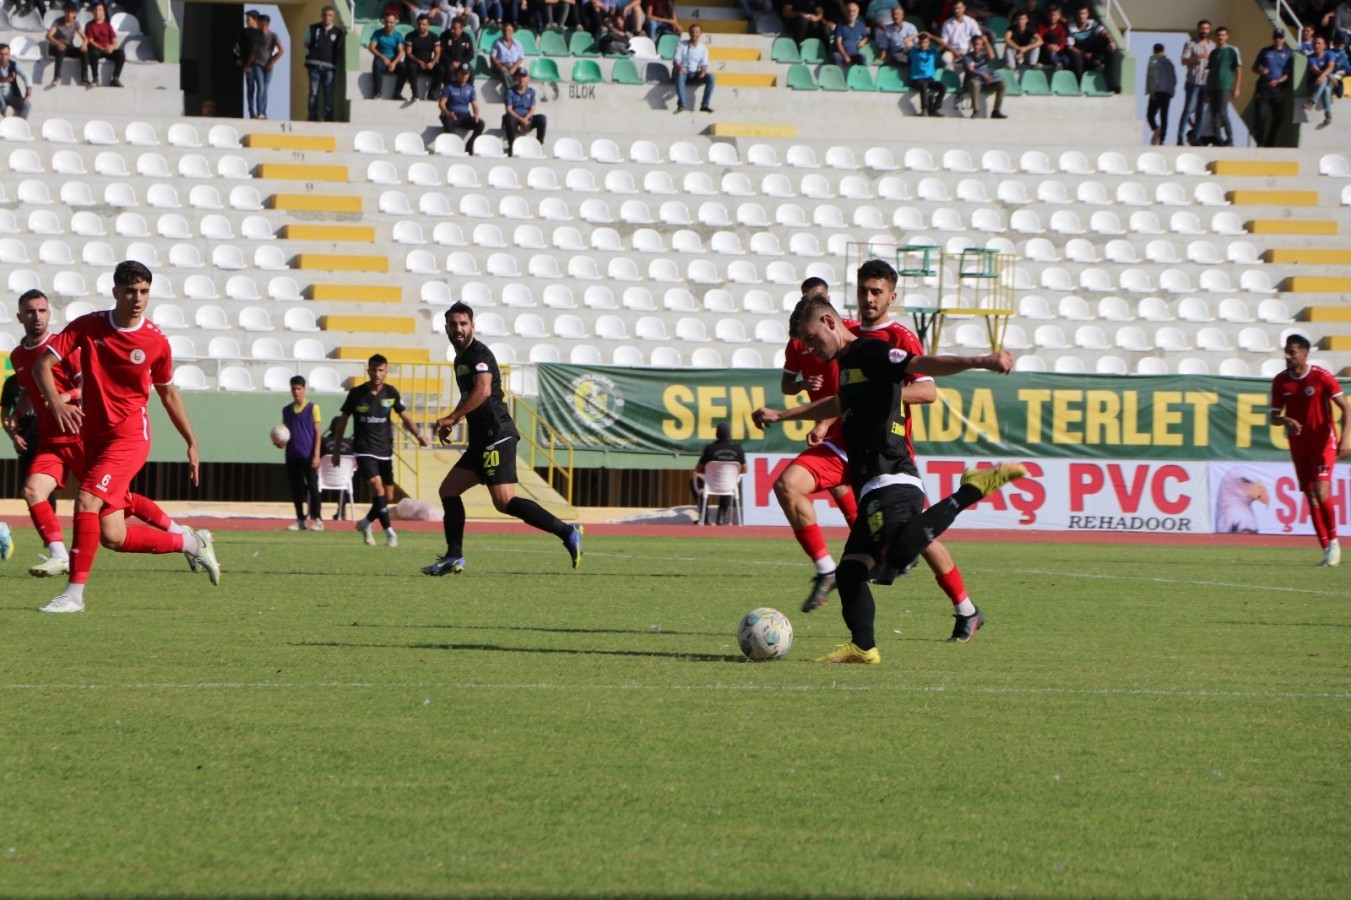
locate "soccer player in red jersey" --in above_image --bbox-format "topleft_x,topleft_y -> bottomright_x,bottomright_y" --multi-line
1270,333 -> 1351,566
9,289 -> 199,579
32,261 -> 220,613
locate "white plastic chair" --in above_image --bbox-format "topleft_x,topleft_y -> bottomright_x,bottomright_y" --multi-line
697,460 -> 744,527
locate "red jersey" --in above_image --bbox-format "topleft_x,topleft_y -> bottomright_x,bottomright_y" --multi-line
783,334 -> 847,447
1271,365 -> 1344,458
47,311 -> 172,442
9,334 -> 82,446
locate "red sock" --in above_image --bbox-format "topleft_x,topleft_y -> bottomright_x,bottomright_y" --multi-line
1312,502 -> 1330,549
70,511 -> 101,585
835,491 -> 859,528
792,525 -> 829,563
28,500 -> 64,546
128,493 -> 172,531
120,525 -> 184,555
1321,503 -> 1338,542
935,567 -> 969,607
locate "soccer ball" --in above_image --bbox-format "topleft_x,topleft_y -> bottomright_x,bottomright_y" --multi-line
270,424 -> 291,448
737,607 -> 793,661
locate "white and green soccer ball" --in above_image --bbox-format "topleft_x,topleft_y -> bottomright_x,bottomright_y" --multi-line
269,424 -> 291,449
737,607 -> 793,661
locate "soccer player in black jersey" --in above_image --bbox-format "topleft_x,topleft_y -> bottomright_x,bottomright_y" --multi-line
423,303 -> 583,576
331,354 -> 429,547
753,296 -> 1027,664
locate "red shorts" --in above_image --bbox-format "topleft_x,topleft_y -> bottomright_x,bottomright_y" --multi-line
82,437 -> 151,511
1293,446 -> 1337,493
27,441 -> 85,490
789,443 -> 849,493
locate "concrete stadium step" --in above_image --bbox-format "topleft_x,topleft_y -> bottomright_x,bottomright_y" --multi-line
254,162 -> 350,182
1266,249 -> 1351,265
1318,336 -> 1351,351
1300,307 -> 1351,323
333,347 -> 431,363
1226,189 -> 1320,206
321,315 -> 418,334
270,194 -> 364,214
1209,159 -> 1300,177
403,448 -> 577,519
1248,220 -> 1338,235
243,134 -> 338,152
1285,277 -> 1351,293
310,284 -> 403,303
293,253 -> 390,272
279,224 -> 377,243
707,122 -> 796,137
709,46 -> 762,61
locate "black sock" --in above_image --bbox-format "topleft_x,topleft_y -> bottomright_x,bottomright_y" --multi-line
884,485 -> 983,571
442,495 -> 465,558
372,495 -> 390,530
505,497 -> 572,539
836,559 -> 875,651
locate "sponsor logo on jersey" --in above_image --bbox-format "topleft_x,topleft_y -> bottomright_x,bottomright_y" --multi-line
130,349 -> 145,364
475,362 -> 490,373
888,348 -> 908,365
355,404 -> 370,413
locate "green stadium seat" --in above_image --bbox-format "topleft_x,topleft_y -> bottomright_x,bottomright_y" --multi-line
1019,68 -> 1050,94
876,66 -> 908,92
477,26 -> 503,52
988,16 -> 1010,40
939,68 -> 962,91
355,0 -> 383,19
473,52 -> 493,77
396,23 -> 414,39
860,44 -> 877,65
1051,69 -> 1081,96
517,31 -> 540,56
359,23 -> 381,46
657,33 -> 680,60
1003,70 -> 1024,95
1081,70 -> 1113,96
771,36 -> 801,63
847,65 -> 877,91
611,57 -> 644,84
572,59 -> 603,83
540,30 -> 569,57
818,65 -> 848,91
530,57 -> 562,82
800,38 -> 827,64
786,64 -> 818,90
570,31 -> 600,57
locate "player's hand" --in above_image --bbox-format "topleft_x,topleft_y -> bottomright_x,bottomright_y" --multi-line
752,407 -> 781,429
312,456 -> 321,470
806,421 -> 829,446
1285,418 -> 1303,438
10,433 -> 27,453
985,350 -> 1014,374
331,452 -> 341,467
52,400 -> 83,435
804,374 -> 824,392
187,443 -> 200,487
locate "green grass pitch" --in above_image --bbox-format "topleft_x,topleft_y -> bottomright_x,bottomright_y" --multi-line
2,528 -> 1349,897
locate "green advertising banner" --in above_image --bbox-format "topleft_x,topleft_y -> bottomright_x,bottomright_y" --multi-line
537,364 -> 1316,462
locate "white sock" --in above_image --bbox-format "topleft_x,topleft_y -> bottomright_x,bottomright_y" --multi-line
814,556 -> 836,575
386,527 -> 397,538
181,532 -> 202,556
65,582 -> 85,601
955,599 -> 977,617
48,541 -> 68,561
169,522 -> 192,536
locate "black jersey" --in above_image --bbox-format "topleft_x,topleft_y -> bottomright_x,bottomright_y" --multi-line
698,438 -> 746,467
340,382 -> 405,459
454,339 -> 517,443
835,337 -> 924,500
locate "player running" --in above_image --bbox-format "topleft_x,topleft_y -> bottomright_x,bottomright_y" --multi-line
32,262 -> 220,614
1271,333 -> 1351,566
753,295 -> 1025,665
9,288 -> 198,579
330,353 -> 429,547
422,302 -> 583,576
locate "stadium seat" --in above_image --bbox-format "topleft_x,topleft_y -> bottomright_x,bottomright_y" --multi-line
1013,355 -> 1048,373
904,147 -> 937,172
1122,268 -> 1160,294
1034,324 -> 1071,349
1240,271 -> 1277,294
1048,210 -> 1084,235
1194,183 -> 1228,206
1103,239 -> 1139,264
1257,298 -> 1291,323
1144,240 -> 1181,265
1113,182 -> 1147,206
145,183 -> 180,208
1009,210 -> 1044,234
1054,356 -> 1087,374
1155,326 -> 1191,352
216,156 -> 251,179
1198,270 -> 1235,294
1130,211 -> 1164,235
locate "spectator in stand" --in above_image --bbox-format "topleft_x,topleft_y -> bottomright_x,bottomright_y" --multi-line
738,0 -> 773,23
643,0 -> 680,42
880,6 -> 917,69
617,0 -> 645,34
305,5 -> 344,122
0,44 -> 32,117
82,3 -> 125,88
405,14 -> 441,100
45,4 -> 85,87
1205,25 -> 1240,146
832,3 -> 869,71
1253,29 -> 1292,147
865,0 -> 899,45
435,0 -> 481,31
256,14 -> 284,118
1037,4 -> 1069,72
539,0 -> 579,30
1324,0 -> 1351,45
597,10 -> 634,54
783,0 -> 829,46
439,64 -> 484,152
1329,33 -> 1350,91
1177,19 -> 1212,145
1144,42 -> 1176,145
1307,33 -> 1337,128
502,68 -> 546,156
1020,0 -> 1045,27
962,33 -> 1006,118
672,22 -> 714,113
490,22 -> 526,83
1003,10 -> 1040,70
369,12 -> 408,99
580,0 -> 613,36
908,31 -> 950,115
438,16 -> 476,86
236,10 -> 265,113
1299,23 -> 1316,54
940,1 -> 982,67
1064,4 -> 1116,89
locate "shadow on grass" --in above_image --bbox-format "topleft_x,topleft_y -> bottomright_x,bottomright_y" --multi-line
291,639 -> 744,662
345,622 -> 729,638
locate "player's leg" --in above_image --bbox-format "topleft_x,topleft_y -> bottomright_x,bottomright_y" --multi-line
354,458 -> 384,545
827,483 -> 858,527
424,461 -> 480,574
484,438 -> 582,567
813,498 -> 895,664
1312,473 -> 1339,567
305,465 -> 323,530
775,449 -> 847,612
286,456 -> 308,530
882,463 -> 1028,578
41,487 -> 105,612
125,492 -> 200,573
1295,456 -> 1332,561
22,469 -> 68,575
379,464 -> 397,546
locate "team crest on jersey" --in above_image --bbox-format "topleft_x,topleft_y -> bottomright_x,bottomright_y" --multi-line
1306,386 -> 1316,396
475,362 -> 490,373
129,349 -> 145,364
567,374 -> 624,431
382,398 -> 394,408
888,348 -> 908,365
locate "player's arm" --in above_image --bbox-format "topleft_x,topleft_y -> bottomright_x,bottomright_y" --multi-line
906,350 -> 1013,378
902,380 -> 937,405
311,406 -> 323,468
330,412 -> 350,465
34,352 -> 83,434
434,372 -> 492,440
1336,393 -> 1351,459
398,411 -> 430,447
155,382 -> 202,487
780,370 -> 824,395
753,394 -> 842,430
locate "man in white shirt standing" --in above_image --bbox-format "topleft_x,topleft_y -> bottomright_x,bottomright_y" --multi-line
939,0 -> 982,67
672,22 -> 714,113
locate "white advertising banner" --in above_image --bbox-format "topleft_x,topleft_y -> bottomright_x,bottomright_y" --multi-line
1208,460 -> 1351,536
744,455 -> 1213,534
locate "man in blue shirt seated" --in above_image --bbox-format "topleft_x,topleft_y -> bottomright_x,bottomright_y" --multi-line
438,65 -> 484,154
832,2 -> 869,72
908,31 -> 950,116
368,11 -> 407,100
962,34 -> 1006,118
880,6 -> 917,69
502,69 -> 547,157
672,22 -> 714,112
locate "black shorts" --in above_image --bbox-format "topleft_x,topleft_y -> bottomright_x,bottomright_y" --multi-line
452,436 -> 519,486
842,484 -> 926,561
355,455 -> 394,484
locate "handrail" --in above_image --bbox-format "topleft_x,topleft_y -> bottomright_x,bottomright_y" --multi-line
1100,0 -> 1131,36
514,395 -> 576,505
1273,0 -> 1303,34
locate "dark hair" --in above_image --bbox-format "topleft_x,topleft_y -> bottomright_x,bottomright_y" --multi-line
62,2 -> 76,11
1215,25 -> 1228,34
1197,19 -> 1210,27
857,258 -> 898,288
800,276 -> 829,295
1286,334 -> 1311,352
290,375 -> 307,387
416,13 -> 428,22
1153,42 -> 1165,53
715,422 -> 731,440
322,4 -> 335,12
789,296 -> 839,340
368,353 -> 388,367
259,13 -> 270,24
447,301 -> 475,321
17,289 -> 47,308
113,260 -> 153,287
0,44 -> 8,52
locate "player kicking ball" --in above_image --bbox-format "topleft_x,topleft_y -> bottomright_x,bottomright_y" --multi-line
422,302 -> 582,576
32,261 -> 220,614
753,295 -> 1026,664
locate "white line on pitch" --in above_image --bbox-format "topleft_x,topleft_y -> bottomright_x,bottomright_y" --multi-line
1007,568 -> 1351,597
